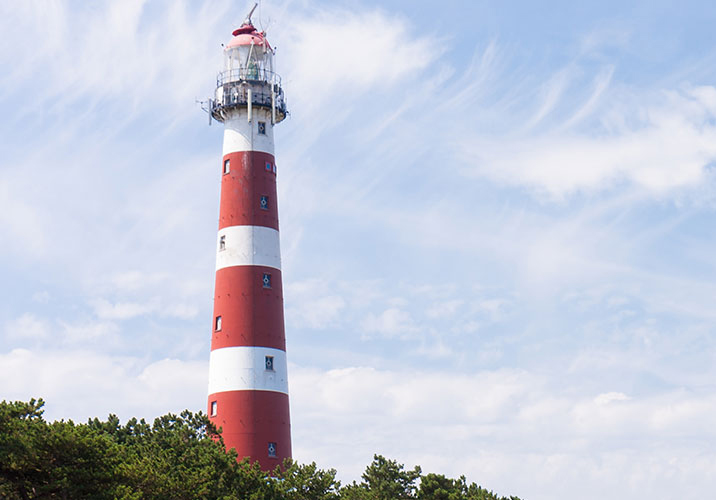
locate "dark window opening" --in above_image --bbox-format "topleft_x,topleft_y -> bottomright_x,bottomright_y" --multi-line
219,235 -> 226,251
268,442 -> 277,457
210,401 -> 217,417
223,159 -> 230,174
262,273 -> 272,288
258,121 -> 267,135
265,161 -> 272,172
265,355 -> 274,371
260,195 -> 269,210
215,316 -> 222,331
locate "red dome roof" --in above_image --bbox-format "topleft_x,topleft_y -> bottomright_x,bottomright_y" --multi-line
227,23 -> 271,49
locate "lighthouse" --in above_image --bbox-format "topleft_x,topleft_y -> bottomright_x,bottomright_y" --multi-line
206,6 -> 291,470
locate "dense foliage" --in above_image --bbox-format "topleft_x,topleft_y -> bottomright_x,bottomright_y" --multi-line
0,399 -> 522,500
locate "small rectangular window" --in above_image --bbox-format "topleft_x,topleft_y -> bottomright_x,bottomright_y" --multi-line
223,159 -> 230,174
210,401 -> 217,417
262,273 -> 272,289
265,355 -> 274,371
219,235 -> 226,251
265,162 -> 272,172
258,121 -> 266,135
260,195 -> 269,210
215,315 -> 222,331
268,442 -> 277,457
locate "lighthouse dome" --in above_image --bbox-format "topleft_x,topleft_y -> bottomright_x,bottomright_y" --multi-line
227,23 -> 272,49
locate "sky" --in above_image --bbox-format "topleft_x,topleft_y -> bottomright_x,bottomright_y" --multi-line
2,1 -> 716,499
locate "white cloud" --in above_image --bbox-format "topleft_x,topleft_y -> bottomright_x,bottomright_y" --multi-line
361,308 -> 419,339
594,391 -> 631,405
426,299 -> 464,319
4,313 -> 49,340
282,9 -> 439,109
285,279 -> 347,329
290,364 -> 716,500
59,319 -> 120,344
461,86 -> 716,198
32,291 -> 51,304
108,271 -> 171,292
0,1 -> 230,117
91,298 -> 157,321
0,348 -> 207,421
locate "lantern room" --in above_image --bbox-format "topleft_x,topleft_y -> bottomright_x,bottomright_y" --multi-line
223,24 -> 274,82
211,20 -> 287,124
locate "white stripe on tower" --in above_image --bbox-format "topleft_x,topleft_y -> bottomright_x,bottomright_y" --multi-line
215,226 -> 281,271
208,347 -> 288,394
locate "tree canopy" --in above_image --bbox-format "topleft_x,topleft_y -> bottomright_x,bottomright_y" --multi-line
0,399 -> 522,500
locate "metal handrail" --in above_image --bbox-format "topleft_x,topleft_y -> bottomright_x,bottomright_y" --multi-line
216,68 -> 282,87
211,82 -> 288,120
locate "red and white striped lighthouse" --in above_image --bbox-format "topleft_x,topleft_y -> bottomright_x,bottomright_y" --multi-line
206,7 -> 291,470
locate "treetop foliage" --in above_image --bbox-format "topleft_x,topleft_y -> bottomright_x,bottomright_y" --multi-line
0,399 -> 522,500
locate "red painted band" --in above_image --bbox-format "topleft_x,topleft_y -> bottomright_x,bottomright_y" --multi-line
219,151 -> 279,231
208,390 -> 292,470
211,266 -> 286,351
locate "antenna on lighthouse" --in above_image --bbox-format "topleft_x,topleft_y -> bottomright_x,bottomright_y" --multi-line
245,2 -> 258,25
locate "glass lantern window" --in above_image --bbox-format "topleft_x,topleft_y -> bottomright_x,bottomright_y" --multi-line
225,45 -> 273,78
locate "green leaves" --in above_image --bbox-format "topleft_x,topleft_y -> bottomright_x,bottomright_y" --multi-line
276,459 -> 341,500
0,399 -> 523,500
342,454 -> 421,500
0,398 -> 120,499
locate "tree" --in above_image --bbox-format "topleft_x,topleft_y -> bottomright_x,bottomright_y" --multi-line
418,473 -> 467,500
276,459 -> 341,500
0,398 -> 121,500
0,399 -> 524,500
341,455 -> 421,500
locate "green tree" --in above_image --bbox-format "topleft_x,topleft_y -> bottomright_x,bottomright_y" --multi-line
419,472 -> 524,500
276,459 -> 341,500
341,455 -> 421,500
107,410 -> 250,499
418,473 -> 467,500
0,399 -> 525,500
0,398 -> 121,500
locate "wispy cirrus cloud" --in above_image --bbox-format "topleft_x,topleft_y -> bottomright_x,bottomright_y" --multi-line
459,82 -> 716,199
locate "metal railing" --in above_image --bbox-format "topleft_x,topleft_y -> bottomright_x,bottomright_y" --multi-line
216,68 -> 282,87
211,80 -> 288,121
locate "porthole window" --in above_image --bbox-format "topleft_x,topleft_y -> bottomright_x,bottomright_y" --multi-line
223,159 -> 230,174
260,195 -> 269,210
210,401 -> 217,417
268,442 -> 277,457
219,235 -> 226,251
265,355 -> 274,371
215,315 -> 222,331
262,273 -> 272,288
258,121 -> 266,135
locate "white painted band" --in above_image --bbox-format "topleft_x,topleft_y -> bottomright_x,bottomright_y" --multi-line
208,346 -> 288,395
216,225 -> 281,271
222,108 -> 275,155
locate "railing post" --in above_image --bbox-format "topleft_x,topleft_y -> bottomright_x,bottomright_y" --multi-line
247,87 -> 252,123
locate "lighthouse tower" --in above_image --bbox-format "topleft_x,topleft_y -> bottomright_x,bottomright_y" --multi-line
206,8 -> 291,470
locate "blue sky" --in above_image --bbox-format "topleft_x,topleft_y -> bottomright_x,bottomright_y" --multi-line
3,1 -> 716,499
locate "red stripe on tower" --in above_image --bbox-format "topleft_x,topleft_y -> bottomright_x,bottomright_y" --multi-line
207,11 -> 291,470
